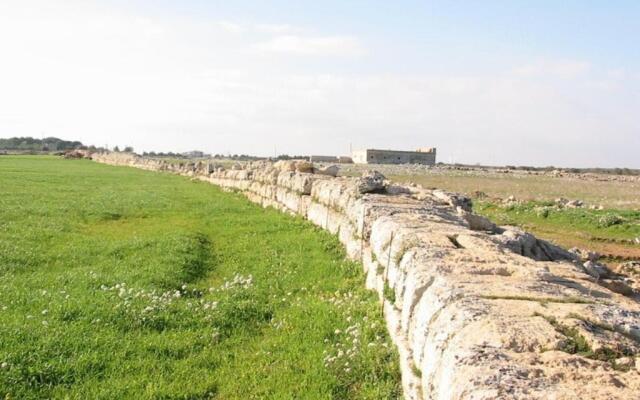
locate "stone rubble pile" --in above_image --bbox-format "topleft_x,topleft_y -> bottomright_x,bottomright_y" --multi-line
90,152 -> 640,400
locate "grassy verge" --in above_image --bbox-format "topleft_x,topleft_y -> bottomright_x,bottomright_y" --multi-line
0,156 -> 400,399
474,200 -> 640,260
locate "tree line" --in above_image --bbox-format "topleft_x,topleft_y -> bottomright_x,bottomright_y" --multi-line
0,137 -> 84,151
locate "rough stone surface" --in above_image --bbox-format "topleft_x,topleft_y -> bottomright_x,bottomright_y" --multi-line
356,170 -> 386,193
90,152 -> 640,400
315,164 -> 340,177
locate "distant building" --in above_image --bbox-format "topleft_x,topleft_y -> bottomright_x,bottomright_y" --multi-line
352,148 -> 436,165
181,150 -> 208,158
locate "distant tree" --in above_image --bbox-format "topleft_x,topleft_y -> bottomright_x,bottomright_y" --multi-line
124,146 -> 134,153
0,136 -> 85,152
113,146 -> 120,152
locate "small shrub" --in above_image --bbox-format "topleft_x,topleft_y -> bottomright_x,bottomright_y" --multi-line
383,283 -> 396,304
598,214 -> 623,227
411,362 -> 422,378
535,207 -> 550,218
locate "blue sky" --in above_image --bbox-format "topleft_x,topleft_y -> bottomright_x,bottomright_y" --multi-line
125,0 -> 640,69
1,0 -> 638,167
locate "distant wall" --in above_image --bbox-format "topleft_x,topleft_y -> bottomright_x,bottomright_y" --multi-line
309,155 -> 339,163
352,149 -> 436,165
309,155 -> 354,163
90,151 -> 640,400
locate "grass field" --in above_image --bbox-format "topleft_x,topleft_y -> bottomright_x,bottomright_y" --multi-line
0,156 -> 400,399
387,172 -> 640,262
475,201 -> 640,261
389,172 -> 640,210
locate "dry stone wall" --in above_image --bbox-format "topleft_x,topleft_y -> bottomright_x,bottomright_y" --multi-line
91,152 -> 640,400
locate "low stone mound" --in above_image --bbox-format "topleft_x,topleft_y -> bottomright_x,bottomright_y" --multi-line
63,149 -> 93,159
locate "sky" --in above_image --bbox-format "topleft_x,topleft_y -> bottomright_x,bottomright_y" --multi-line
0,1 -> 638,167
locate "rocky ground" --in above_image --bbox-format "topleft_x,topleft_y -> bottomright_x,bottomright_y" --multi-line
335,163 -> 640,185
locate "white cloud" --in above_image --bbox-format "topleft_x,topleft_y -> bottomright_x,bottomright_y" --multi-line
256,35 -> 365,56
254,23 -> 299,34
216,21 -> 244,34
513,60 -> 591,79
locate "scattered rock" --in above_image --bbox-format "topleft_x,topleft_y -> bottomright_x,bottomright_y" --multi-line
294,160 -> 314,173
599,278 -> 634,296
569,248 -> 600,263
496,227 -> 576,262
554,197 -> 568,206
615,357 -> 634,370
552,198 -> 585,208
472,190 -> 488,199
273,160 -> 314,173
502,195 -> 519,206
457,208 -> 496,232
582,261 -> 612,280
63,149 -> 92,159
356,170 -> 386,193
273,160 -> 296,172
617,261 -> 640,277
432,190 -> 473,211
315,165 -> 340,177
385,185 -> 412,195
566,199 -> 584,208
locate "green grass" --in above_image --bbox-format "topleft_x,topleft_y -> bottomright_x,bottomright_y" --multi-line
534,313 -> 635,370
476,201 -> 640,240
474,200 -> 640,260
0,156 -> 400,399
